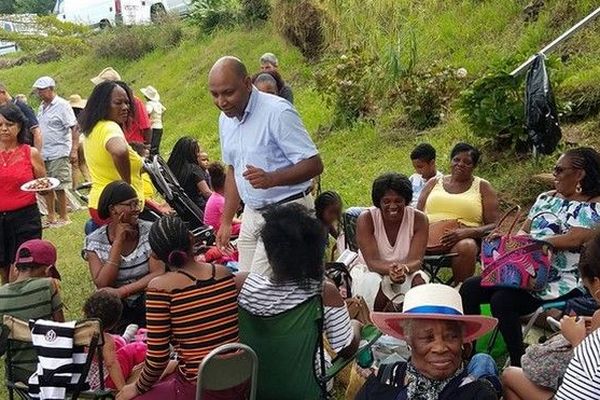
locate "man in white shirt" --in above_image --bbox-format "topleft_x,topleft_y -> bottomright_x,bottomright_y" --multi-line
409,143 -> 443,208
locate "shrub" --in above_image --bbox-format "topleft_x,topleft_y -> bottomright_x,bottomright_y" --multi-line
190,0 -> 241,34
241,0 -> 271,23
91,20 -> 183,60
272,0 -> 327,60
314,44 -> 377,127
393,65 -> 464,131
559,66 -> 600,122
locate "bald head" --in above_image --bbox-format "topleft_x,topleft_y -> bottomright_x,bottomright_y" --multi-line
208,56 -> 253,119
209,56 -> 248,81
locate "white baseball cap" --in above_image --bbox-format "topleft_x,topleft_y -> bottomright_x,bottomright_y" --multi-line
32,76 -> 56,89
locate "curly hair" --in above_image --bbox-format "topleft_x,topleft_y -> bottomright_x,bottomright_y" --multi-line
261,204 -> 327,287
371,172 -> 413,207
410,143 -> 437,162
83,289 -> 123,332
564,147 -> 600,198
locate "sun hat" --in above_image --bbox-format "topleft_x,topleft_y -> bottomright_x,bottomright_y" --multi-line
140,85 -> 160,102
91,67 -> 122,85
68,94 -> 87,109
15,239 -> 61,280
371,283 -> 497,342
32,76 -> 56,89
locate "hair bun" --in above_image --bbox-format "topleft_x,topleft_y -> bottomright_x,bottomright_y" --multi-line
167,250 -> 188,267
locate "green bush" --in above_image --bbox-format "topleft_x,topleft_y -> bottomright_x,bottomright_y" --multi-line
314,44 -> 377,127
190,0 -> 241,34
241,0 -> 270,23
273,0 -> 327,60
91,20 -> 183,60
559,65 -> 600,122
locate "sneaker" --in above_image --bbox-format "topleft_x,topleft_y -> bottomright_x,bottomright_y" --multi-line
122,324 -> 139,343
51,220 -> 72,228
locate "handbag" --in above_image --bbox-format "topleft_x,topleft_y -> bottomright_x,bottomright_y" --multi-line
480,206 -> 554,291
521,333 -> 573,390
427,219 -> 462,253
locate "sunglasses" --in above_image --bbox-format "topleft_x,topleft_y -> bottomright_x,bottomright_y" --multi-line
553,166 -> 580,174
116,199 -> 141,210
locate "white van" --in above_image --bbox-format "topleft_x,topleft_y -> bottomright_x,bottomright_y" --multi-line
0,22 -> 18,56
53,0 -> 156,28
149,0 -> 192,18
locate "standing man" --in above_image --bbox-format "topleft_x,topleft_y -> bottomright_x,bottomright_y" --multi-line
90,67 -> 152,150
259,52 -> 294,104
209,56 -> 323,275
33,76 -> 78,227
0,83 -> 42,151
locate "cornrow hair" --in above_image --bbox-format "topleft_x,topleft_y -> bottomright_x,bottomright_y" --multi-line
149,216 -> 191,268
565,147 -> 600,198
314,191 -> 342,222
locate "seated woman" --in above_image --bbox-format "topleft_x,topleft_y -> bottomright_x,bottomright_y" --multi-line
359,283 -> 500,400
315,190 -> 343,263
236,204 -> 360,397
84,181 -> 165,331
203,161 -> 241,235
461,147 -> 600,366
417,143 -> 499,283
352,172 -> 429,311
117,215 -> 242,400
166,136 -> 212,212
502,232 -> 600,400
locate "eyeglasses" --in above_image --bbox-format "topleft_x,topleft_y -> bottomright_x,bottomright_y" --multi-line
553,166 -> 580,174
116,199 -> 141,210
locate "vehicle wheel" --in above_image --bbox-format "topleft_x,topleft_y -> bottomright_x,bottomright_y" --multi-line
151,3 -> 167,23
99,19 -> 111,29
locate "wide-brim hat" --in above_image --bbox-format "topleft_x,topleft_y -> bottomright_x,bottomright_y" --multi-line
140,85 -> 160,102
91,67 -> 122,85
371,283 -> 497,342
68,94 -> 87,109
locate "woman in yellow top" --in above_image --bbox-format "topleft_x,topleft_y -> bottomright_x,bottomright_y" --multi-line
417,143 -> 499,283
79,81 -> 145,225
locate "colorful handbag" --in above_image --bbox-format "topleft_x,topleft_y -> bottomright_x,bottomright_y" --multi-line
480,206 -> 553,291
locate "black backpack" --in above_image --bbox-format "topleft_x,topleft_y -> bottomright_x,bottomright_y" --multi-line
524,54 -> 561,155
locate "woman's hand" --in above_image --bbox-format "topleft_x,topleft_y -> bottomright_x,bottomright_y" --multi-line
440,228 -> 470,248
116,383 -> 139,400
561,316 -> 587,347
115,213 -> 137,243
389,264 -> 408,284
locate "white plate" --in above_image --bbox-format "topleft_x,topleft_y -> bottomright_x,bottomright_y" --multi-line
20,177 -> 60,192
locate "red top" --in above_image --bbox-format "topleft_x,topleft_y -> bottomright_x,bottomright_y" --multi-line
124,96 -> 152,144
0,144 -> 36,211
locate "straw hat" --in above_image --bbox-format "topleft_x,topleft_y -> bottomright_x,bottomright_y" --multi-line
371,283 -> 497,342
91,67 -> 122,85
140,85 -> 160,102
68,94 -> 87,109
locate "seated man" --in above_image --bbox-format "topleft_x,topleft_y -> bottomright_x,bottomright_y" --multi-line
1,240 -> 64,383
409,143 -> 443,208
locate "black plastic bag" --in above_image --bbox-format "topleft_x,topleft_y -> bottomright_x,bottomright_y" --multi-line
525,54 -> 561,155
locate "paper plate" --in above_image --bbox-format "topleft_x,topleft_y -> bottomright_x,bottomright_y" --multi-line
20,177 -> 60,192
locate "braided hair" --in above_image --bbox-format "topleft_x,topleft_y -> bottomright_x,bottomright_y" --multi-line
314,191 -> 342,222
149,216 -> 191,269
565,147 -> 600,198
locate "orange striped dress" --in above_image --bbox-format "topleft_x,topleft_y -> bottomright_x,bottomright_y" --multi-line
136,272 -> 239,394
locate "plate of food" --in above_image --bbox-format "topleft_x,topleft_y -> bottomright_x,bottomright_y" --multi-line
20,177 -> 60,192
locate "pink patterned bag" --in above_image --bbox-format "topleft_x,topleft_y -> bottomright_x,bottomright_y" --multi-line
480,206 -> 553,291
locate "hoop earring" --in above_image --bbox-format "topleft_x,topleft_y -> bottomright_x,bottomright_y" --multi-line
576,182 -> 583,193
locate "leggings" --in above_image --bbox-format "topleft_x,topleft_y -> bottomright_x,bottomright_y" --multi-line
460,276 -> 580,366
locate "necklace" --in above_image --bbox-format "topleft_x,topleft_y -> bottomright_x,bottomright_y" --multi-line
0,148 -> 18,167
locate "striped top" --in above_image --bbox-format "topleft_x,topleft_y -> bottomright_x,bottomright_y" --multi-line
555,329 -> 600,400
136,270 -> 239,394
0,278 -> 63,382
84,220 -> 152,303
238,273 -> 353,353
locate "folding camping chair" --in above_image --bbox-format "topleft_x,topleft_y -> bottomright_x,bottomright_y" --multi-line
342,207 -> 456,284
1,315 -> 113,400
196,343 -> 258,400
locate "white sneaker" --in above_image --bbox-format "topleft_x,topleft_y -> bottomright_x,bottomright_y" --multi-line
122,324 -> 139,343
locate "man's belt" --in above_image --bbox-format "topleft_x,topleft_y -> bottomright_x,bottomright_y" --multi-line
256,187 -> 312,211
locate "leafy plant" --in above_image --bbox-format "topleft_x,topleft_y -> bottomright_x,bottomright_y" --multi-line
458,71 -> 524,143
190,0 -> 241,34
241,0 -> 270,23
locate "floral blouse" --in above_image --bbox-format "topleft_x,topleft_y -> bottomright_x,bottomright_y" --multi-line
528,192 -> 600,300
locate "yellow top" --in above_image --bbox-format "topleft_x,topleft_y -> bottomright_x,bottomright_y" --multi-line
142,172 -> 155,200
425,176 -> 484,227
83,120 -> 145,210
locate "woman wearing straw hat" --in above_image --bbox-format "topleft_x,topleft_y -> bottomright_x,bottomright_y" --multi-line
140,86 -> 166,158
357,284 -> 500,400
69,94 -> 90,187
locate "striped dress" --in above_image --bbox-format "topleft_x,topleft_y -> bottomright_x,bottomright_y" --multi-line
135,269 -> 238,394
555,329 -> 600,399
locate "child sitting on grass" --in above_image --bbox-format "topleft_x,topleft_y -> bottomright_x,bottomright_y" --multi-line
85,289 -> 176,391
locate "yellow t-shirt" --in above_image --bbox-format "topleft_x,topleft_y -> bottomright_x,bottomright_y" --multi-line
142,172 -> 155,200
83,120 -> 145,210
425,176 -> 484,227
